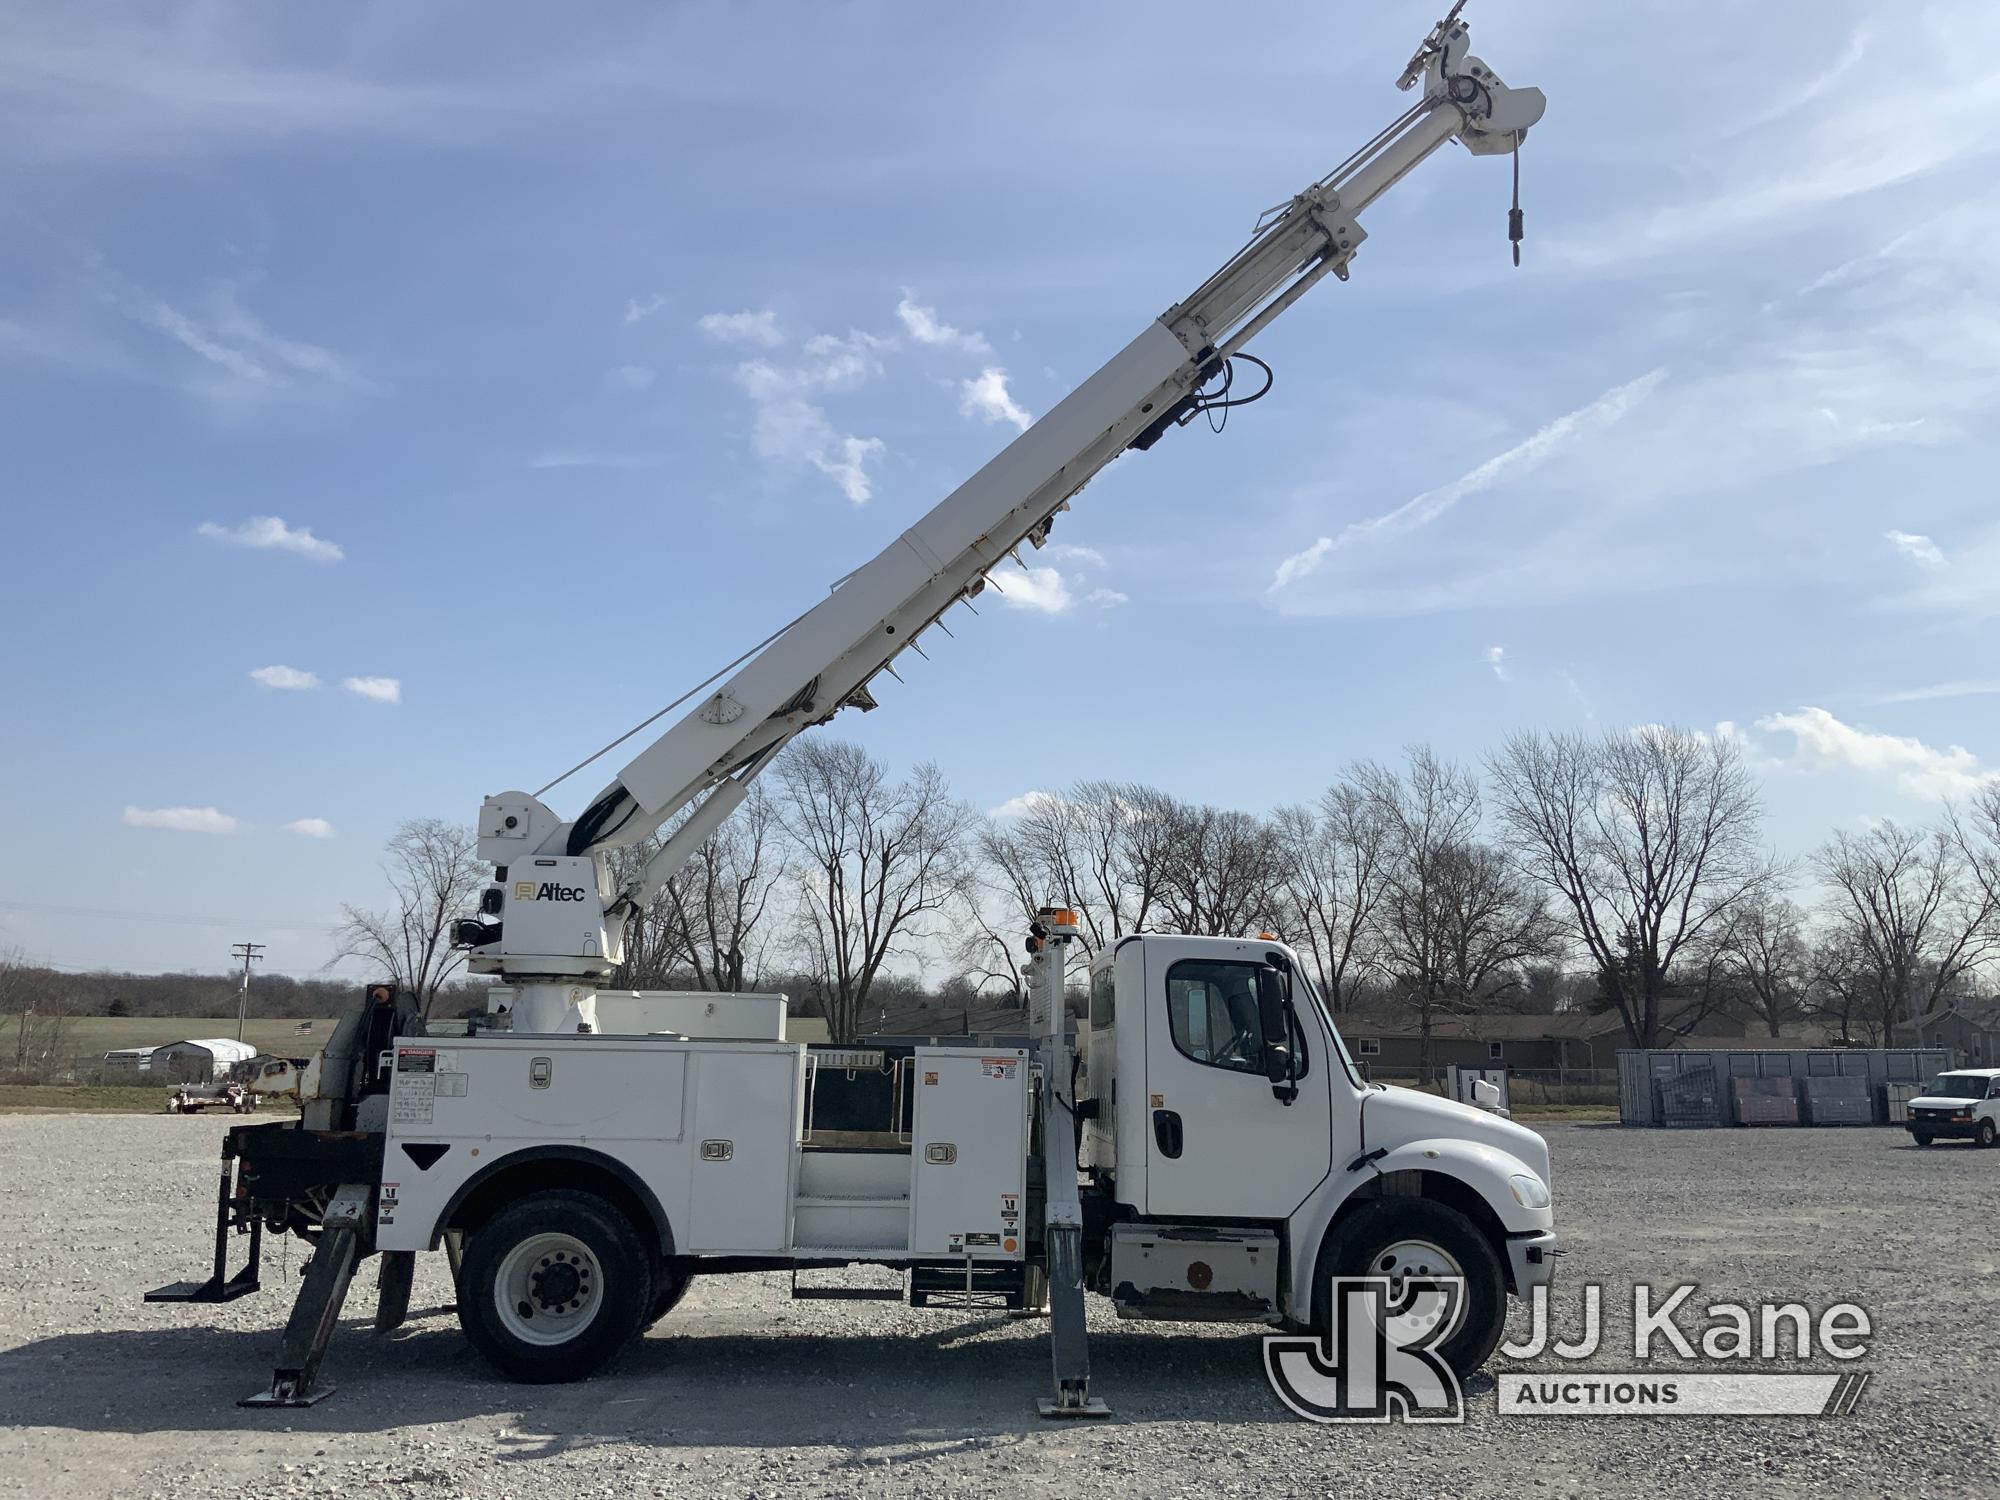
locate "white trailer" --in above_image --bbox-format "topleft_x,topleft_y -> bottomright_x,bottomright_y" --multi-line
150,10 -> 1557,1414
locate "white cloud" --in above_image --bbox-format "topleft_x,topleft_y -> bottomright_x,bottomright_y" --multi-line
1754,705 -> 1994,799
1269,537 -> 1333,593
123,805 -> 240,834
896,291 -> 990,356
1884,529 -> 1944,568
249,664 -> 319,690
996,565 -> 1072,615
197,515 -> 344,562
1086,587 -> 1129,607
624,295 -> 667,325
1271,370 -> 1665,593
528,449 -> 666,471
697,309 -> 783,347
1045,544 -> 1106,568
989,791 -> 1055,820
1560,670 -> 1597,722
730,331 -> 892,504
342,675 -> 402,703
1864,678 -> 2000,705
282,817 -> 335,839
607,364 -> 655,392
959,368 -> 1031,431
745,395 -> 885,505
1485,645 -> 1510,682
109,277 -> 377,407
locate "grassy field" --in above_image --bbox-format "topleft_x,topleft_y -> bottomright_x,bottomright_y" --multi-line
1509,1102 -> 1618,1122
50,1015 -> 337,1057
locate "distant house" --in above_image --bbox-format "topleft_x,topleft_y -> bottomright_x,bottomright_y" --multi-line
1896,1001 -> 2000,1067
1332,1008 -> 1797,1075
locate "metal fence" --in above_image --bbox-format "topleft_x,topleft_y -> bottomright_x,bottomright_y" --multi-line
1360,1066 -> 1618,1108
1618,1048 -> 1949,1128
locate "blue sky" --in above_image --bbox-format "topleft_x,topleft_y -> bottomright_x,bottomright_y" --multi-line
4,1 -> 1998,978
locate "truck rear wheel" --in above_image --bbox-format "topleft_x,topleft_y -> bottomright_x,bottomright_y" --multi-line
457,1190 -> 653,1383
1311,1198 -> 1508,1380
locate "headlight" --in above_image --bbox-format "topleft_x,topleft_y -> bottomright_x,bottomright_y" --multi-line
1508,1173 -> 1550,1209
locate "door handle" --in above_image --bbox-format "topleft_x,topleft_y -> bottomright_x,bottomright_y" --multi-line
1152,1108 -> 1183,1159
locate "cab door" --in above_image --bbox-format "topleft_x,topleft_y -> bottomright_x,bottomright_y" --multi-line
1141,937 -> 1334,1219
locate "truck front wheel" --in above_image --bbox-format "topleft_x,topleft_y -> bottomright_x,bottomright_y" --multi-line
457,1190 -> 653,1383
1311,1199 -> 1508,1380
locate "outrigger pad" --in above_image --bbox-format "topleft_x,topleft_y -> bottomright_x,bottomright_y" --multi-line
145,1271 -> 260,1304
1037,1395 -> 1112,1419
239,1383 -> 336,1409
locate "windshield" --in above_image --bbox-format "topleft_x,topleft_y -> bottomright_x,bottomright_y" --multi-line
1925,1074 -> 1990,1101
1297,971 -> 1362,1087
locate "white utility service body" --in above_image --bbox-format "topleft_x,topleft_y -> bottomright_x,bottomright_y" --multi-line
378,1038 -> 1032,1263
149,12 -> 1559,1414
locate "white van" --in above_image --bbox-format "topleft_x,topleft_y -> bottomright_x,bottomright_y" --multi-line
1904,1067 -> 2000,1147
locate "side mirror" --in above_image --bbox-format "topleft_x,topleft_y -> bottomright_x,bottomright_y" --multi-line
1256,966 -> 1296,1097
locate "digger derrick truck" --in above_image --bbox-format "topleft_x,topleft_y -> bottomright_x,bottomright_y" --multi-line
150,11 -> 1557,1413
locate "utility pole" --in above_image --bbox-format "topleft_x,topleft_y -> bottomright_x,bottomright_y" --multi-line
231,942 -> 265,1043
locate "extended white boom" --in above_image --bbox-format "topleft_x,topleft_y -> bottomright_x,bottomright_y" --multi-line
463,13 -> 1543,1028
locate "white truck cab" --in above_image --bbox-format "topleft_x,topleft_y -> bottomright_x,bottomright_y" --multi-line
1083,935 -> 1556,1374
1904,1067 -> 2000,1147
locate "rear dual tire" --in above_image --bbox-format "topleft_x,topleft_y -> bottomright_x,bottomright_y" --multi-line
457,1190 -> 654,1383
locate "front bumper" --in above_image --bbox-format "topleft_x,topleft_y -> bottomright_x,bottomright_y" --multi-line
1906,1118 -> 1980,1138
1506,1230 -> 1559,1295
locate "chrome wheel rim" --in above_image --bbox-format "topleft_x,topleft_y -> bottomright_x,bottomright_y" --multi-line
1369,1236 -> 1466,1343
494,1232 -> 603,1347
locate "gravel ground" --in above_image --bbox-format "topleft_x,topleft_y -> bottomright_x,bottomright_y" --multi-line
0,1115 -> 1993,1499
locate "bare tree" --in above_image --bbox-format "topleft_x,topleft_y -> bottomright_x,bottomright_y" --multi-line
335,818 -> 486,1012
1710,892 -> 1811,1037
1271,782 -> 1387,1013
1361,750 -> 1557,1079
668,783 -> 787,992
1488,726 -> 1772,1049
0,947 -> 67,1080
1152,799 -> 1284,937
1813,820 -> 1998,1043
979,780 -> 1172,950
775,740 -> 976,1044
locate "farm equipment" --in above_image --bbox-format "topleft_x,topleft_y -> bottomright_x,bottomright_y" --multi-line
164,1082 -> 255,1115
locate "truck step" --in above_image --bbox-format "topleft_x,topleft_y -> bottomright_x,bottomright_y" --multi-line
792,1194 -> 910,1208
910,1262 -> 1028,1311
790,1265 -> 907,1302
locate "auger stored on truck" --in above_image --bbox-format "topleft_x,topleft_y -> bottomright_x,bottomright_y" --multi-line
150,10 -> 1557,1413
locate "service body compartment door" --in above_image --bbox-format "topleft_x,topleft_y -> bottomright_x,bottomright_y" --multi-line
686,1047 -> 805,1252
1142,937 -> 1334,1219
910,1048 -> 1028,1259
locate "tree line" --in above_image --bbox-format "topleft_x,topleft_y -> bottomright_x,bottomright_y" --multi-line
527,727 -> 2000,1052
12,725 -> 2000,1066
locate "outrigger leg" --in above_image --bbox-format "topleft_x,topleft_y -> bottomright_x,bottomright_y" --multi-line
238,1183 -> 372,1408
1029,907 -> 1110,1419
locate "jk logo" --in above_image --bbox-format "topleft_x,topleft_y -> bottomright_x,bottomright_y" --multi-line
1264,1276 -> 1466,1424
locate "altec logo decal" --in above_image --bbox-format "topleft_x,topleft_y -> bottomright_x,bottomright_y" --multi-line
514,880 -> 589,902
